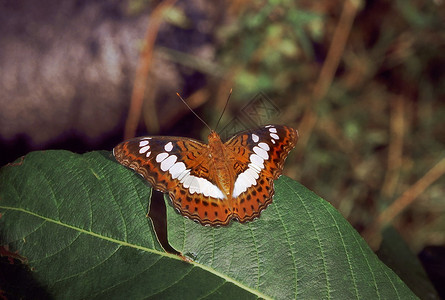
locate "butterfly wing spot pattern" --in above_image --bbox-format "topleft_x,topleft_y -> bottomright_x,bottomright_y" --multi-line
113,125 -> 298,226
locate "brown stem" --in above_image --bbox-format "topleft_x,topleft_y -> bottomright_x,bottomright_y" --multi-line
364,157 -> 445,249
124,0 -> 178,140
298,0 -> 359,150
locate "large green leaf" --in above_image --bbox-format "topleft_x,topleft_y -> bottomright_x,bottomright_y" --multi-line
0,150 -> 416,299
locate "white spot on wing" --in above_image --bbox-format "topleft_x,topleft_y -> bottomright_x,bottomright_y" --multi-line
245,167 -> 259,179
211,184 -> 225,199
160,155 -> 177,171
169,162 -> 187,179
269,127 -> 277,133
253,146 -> 269,160
178,169 -> 190,181
250,154 -> 264,169
271,139 -> 276,144
181,174 -> 194,188
232,151 -> 266,197
198,178 -> 225,199
164,142 -> 173,152
179,171 -> 224,199
188,178 -> 200,194
252,134 -> 259,143
139,140 -> 149,147
156,152 -> 169,163
249,162 -> 262,173
195,177 -> 209,196
258,142 -> 270,151
270,133 -> 279,140
146,151 -> 151,158
233,173 -> 255,198
232,180 -> 243,197
139,145 -> 150,154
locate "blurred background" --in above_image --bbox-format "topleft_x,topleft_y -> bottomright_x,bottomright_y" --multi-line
1,0 -> 444,296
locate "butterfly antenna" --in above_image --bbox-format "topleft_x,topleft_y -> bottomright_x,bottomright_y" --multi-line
176,93 -> 212,132
215,88 -> 232,132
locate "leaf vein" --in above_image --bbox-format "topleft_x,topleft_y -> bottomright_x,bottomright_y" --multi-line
284,179 -> 331,299
148,264 -> 195,297
273,198 -> 298,299
382,260 -> 401,299
324,204 -> 360,299
197,279 -> 226,299
32,231 -> 82,264
31,163 -> 61,221
52,240 -> 120,284
90,253 -> 164,298
247,222 -> 261,290
103,170 -> 128,242
352,230 -> 381,299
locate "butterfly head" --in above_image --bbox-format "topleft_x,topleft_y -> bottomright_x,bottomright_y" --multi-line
207,130 -> 224,154
207,130 -> 221,141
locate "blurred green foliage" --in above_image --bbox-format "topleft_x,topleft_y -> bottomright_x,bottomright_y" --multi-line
212,0 -> 445,252
218,0 -> 324,97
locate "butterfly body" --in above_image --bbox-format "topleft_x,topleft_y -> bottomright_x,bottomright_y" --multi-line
206,131 -> 235,200
113,125 -> 298,226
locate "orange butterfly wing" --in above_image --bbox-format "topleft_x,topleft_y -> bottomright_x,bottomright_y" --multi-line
223,125 -> 298,223
113,136 -> 233,225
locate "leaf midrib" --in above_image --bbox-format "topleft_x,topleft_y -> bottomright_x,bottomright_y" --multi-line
0,205 -> 273,300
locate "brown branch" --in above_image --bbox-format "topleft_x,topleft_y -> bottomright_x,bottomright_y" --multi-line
381,95 -> 405,198
124,0 -> 177,140
364,157 -> 445,249
297,0 -> 359,150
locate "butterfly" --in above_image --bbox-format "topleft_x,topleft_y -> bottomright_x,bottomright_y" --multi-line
113,125 -> 298,226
